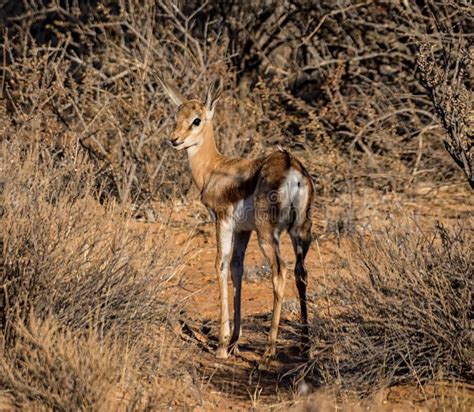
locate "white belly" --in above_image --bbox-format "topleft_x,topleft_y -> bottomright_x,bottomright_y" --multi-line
233,196 -> 256,232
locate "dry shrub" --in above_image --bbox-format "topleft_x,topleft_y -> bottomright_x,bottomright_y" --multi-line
417,39 -> 473,188
0,315 -> 135,410
0,314 -> 198,410
1,0 -> 234,205
309,220 -> 473,394
2,1 -> 472,206
1,139 -> 182,342
0,138 -> 200,408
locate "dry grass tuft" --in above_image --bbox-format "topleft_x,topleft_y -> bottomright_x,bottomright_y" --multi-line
1,314 -> 135,410
309,220 -> 473,393
0,313 -> 200,410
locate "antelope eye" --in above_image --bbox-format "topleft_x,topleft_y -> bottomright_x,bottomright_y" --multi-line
192,118 -> 201,126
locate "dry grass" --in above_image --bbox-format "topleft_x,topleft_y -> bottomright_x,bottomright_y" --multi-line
1,315 -> 136,410
0,139 -> 200,409
1,140 -> 180,340
292,382 -> 474,412
0,313 -> 200,410
308,220 -> 473,394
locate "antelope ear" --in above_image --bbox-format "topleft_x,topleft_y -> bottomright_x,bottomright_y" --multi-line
205,78 -> 223,118
157,75 -> 186,106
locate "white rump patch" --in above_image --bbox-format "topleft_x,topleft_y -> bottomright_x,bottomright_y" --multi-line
279,169 -> 309,228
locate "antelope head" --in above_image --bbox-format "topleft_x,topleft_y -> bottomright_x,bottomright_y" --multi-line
158,76 -> 223,151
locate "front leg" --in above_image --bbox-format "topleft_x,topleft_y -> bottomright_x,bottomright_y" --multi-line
215,217 -> 234,359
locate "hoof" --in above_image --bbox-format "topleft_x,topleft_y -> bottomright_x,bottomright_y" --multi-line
216,345 -> 228,359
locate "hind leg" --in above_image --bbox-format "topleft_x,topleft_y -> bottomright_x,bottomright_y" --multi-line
256,227 -> 287,360
290,220 -> 312,351
229,230 -> 251,354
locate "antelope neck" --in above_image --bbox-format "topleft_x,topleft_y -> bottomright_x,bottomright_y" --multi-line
187,121 -> 223,191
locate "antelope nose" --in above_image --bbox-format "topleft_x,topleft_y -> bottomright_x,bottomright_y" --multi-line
168,138 -> 179,147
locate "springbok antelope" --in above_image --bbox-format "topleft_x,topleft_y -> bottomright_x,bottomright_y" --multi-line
159,77 -> 314,361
